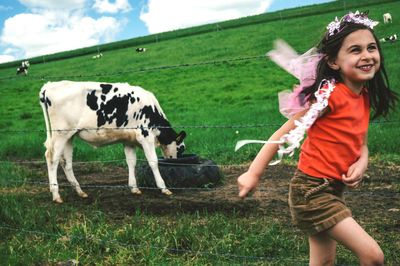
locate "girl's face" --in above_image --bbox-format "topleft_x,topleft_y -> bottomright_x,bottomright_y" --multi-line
328,29 -> 381,93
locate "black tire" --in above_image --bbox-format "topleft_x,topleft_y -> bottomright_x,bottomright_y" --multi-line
137,158 -> 223,188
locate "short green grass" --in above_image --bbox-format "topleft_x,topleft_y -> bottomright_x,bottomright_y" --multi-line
0,1 -> 399,264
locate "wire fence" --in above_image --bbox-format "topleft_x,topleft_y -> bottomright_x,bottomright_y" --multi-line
0,123 -> 282,134
0,179 -> 398,262
1,46 -> 399,245
1,11 -> 399,264
0,157 -> 241,167
0,119 -> 398,134
0,64 -> 398,193
0,55 -> 265,81
1,174 -> 399,196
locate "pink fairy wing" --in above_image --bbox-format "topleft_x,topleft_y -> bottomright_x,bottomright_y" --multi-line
278,86 -> 310,118
267,40 -> 323,118
266,39 -> 300,79
292,47 -> 322,87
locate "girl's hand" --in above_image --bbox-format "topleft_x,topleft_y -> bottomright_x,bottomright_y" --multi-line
237,171 -> 259,198
342,158 -> 368,188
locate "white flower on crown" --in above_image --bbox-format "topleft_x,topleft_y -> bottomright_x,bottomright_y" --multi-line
326,10 -> 379,37
327,17 -> 341,36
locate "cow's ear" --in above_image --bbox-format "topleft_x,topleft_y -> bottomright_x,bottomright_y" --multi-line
176,131 -> 186,144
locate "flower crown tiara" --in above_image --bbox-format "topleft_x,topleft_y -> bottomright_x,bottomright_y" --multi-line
326,11 -> 379,37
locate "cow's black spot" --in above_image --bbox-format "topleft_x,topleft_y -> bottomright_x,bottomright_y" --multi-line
95,93 -> 136,127
39,91 -> 45,103
86,90 -> 98,110
86,88 -> 135,127
177,145 -> 185,156
140,125 -> 149,137
100,84 -> 112,94
97,110 -> 106,126
101,95 -> 129,127
114,88 -> 118,93
137,97 -> 140,102
129,97 -> 135,104
138,105 -> 177,145
133,112 -> 137,120
40,90 -> 52,109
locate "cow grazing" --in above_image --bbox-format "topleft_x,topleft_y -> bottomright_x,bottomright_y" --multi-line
383,13 -> 392,23
39,81 -> 186,203
16,60 -> 30,75
92,53 -> 103,59
136,47 -> 146,53
380,34 -> 397,43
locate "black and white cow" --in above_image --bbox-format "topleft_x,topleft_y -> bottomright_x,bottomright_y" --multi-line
136,47 -> 146,53
380,34 -> 397,43
39,81 -> 186,203
17,60 -> 30,75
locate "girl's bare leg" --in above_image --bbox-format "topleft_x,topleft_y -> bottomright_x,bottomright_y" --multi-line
326,217 -> 384,266
309,232 -> 337,266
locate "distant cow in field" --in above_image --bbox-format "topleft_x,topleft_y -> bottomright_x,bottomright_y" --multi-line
39,81 -> 186,203
383,13 -> 392,23
136,47 -> 146,53
380,34 -> 397,43
92,53 -> 103,59
16,60 -> 30,75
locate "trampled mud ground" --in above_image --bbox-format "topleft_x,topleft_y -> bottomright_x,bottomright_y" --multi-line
31,162 -> 399,232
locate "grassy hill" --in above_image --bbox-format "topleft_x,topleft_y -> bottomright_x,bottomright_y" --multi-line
0,0 -> 398,164
0,0 -> 395,68
0,1 -> 400,264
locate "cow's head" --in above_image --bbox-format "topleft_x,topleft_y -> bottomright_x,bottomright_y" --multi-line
160,131 -> 186,159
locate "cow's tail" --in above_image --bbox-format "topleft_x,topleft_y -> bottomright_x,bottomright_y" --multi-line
39,84 -> 53,160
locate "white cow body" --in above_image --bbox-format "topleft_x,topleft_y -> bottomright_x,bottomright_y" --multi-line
383,13 -> 392,23
92,53 -> 103,59
39,81 -> 186,203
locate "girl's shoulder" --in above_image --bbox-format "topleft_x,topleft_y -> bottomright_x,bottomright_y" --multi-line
327,82 -> 369,113
333,82 -> 367,97
326,82 -> 349,112
332,82 -> 347,93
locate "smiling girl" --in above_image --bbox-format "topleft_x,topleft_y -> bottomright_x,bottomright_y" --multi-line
237,11 -> 398,265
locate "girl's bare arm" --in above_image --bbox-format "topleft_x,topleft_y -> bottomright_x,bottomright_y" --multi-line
237,110 -> 308,198
342,131 -> 369,188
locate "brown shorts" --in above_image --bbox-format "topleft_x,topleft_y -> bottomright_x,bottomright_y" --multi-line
288,170 -> 352,236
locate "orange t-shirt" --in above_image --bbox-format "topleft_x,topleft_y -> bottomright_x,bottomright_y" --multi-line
298,82 -> 370,180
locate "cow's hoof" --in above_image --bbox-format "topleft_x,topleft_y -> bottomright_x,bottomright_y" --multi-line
162,189 -> 172,195
131,188 -> 142,195
53,197 -> 63,204
78,192 -> 88,198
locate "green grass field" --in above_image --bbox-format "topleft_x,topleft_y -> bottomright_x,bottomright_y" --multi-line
0,0 -> 399,264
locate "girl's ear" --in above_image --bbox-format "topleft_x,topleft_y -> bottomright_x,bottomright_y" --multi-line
327,58 -> 340,70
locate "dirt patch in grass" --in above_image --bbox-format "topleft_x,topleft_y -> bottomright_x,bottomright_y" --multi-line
28,162 -> 399,232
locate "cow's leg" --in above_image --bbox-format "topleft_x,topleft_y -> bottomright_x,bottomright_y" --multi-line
45,136 -> 68,203
140,139 -> 172,195
124,145 -> 141,195
60,139 -> 88,198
